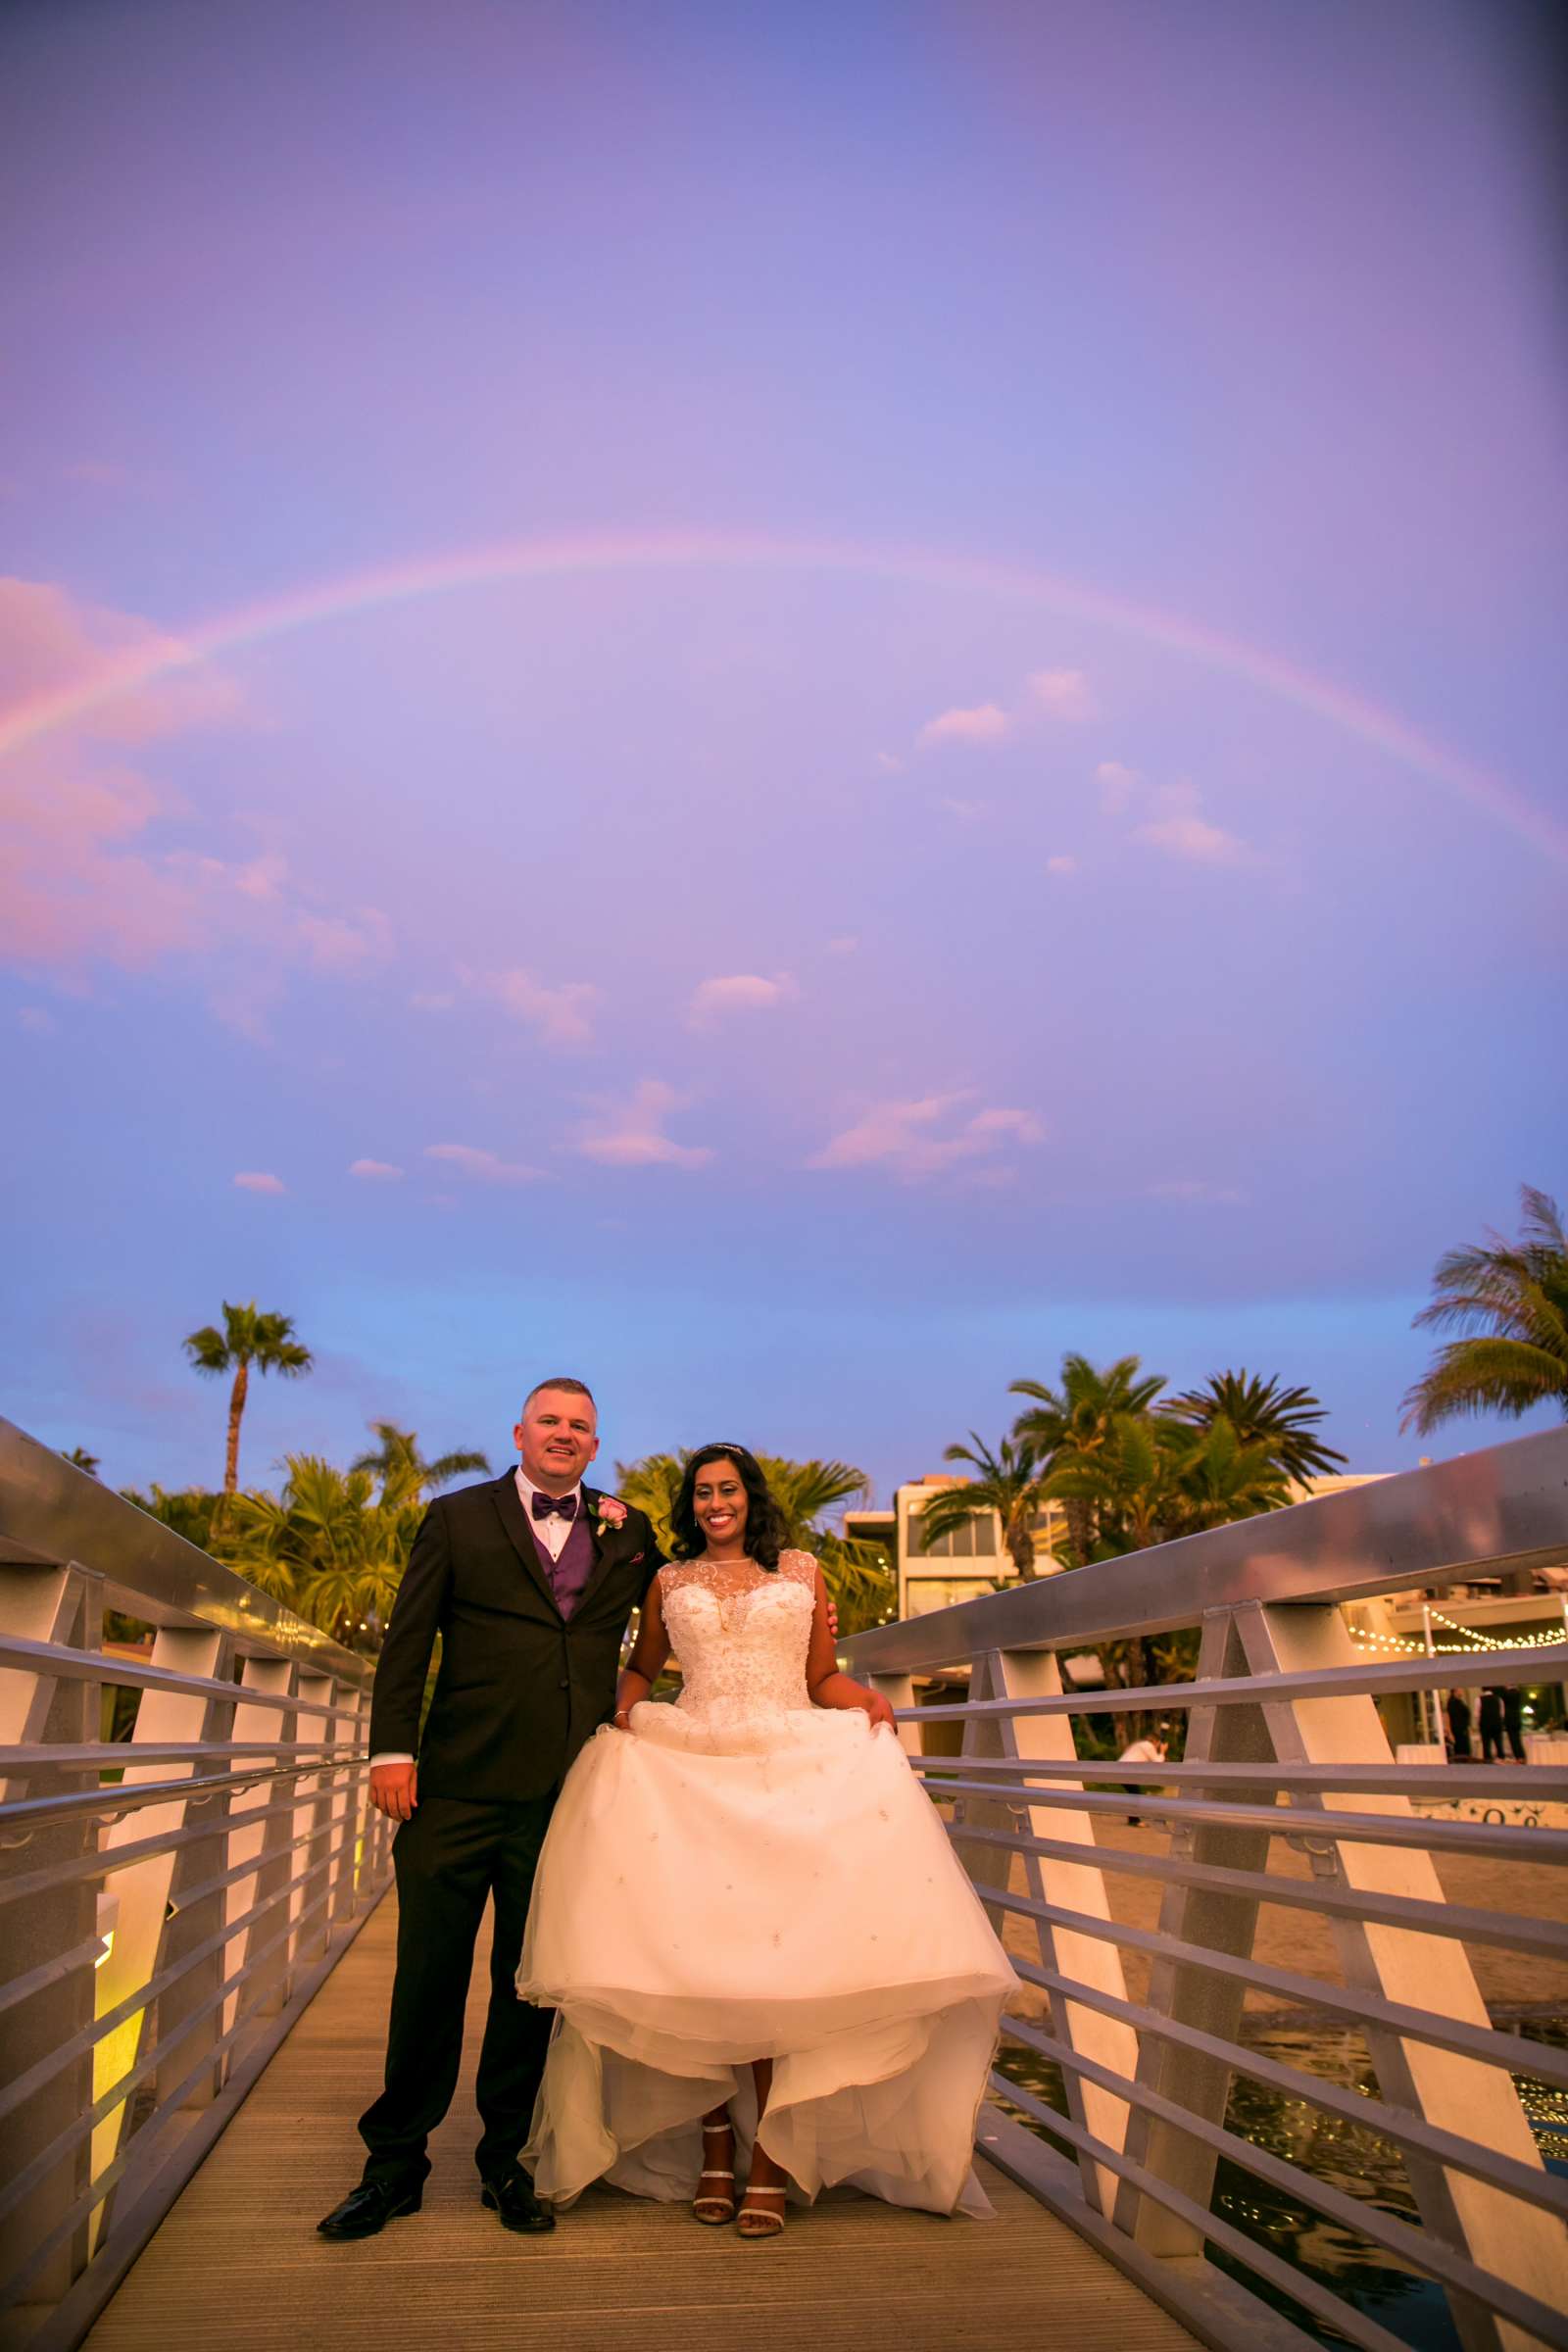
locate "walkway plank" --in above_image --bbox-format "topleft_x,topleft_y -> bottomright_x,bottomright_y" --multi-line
85,1892 -> 1197,2352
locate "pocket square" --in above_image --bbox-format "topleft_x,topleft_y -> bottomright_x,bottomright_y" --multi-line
630,1551 -> 644,1565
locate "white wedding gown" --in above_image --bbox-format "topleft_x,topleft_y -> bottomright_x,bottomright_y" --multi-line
518,1552 -> 1015,2216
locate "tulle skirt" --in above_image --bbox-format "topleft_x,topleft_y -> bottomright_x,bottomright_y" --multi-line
517,1699 -> 1015,2216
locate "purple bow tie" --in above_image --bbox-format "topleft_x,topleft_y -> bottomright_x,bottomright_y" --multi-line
531,1490 -> 577,1522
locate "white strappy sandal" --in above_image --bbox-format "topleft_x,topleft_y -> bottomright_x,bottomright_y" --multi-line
736,2179 -> 787,2239
693,2120 -> 736,2225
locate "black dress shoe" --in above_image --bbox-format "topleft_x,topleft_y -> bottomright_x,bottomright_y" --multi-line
480,2170 -> 556,2233
317,2179 -> 422,2239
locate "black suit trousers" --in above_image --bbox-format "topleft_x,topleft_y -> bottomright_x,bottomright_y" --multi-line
358,1792 -> 556,2184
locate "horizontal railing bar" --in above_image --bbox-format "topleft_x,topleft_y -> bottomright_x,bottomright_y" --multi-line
989,2075 -> 1417,2352
911,1756 -> 1568,1800
952,1818 -> 1568,1958
897,1642 -> 1568,1722
980,1882 -> 1568,2091
0,1740 -> 365,1772
0,1903 -> 327,2316
0,1634 -> 354,1715
0,1889 -> 334,2230
0,1887 -> 387,2341
0,1755 -> 370,1833
156,1814 -> 346,1921
975,2106 -> 1329,2352
1008,1962 -> 1568,2222
928,1778 -> 1568,1865
10,1893 -> 386,2352
0,1789 -> 337,1908
0,1846 -> 350,2131
0,1935 -> 104,2024
999,2013 -> 1568,2345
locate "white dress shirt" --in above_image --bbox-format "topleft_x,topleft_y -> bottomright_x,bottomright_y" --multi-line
370,1468 -> 585,1768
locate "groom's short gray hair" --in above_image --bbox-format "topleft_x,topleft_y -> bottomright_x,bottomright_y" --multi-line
521,1376 -> 597,1415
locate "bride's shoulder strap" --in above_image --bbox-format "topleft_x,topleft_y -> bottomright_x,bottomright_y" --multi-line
778,1547 -> 817,1584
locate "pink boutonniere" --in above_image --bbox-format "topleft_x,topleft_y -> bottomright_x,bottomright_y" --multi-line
594,1495 -> 628,1537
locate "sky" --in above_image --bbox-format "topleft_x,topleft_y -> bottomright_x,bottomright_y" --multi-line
3,0 -> 1565,1507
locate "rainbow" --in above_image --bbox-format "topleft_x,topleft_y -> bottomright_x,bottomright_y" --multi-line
4,526 -> 1559,860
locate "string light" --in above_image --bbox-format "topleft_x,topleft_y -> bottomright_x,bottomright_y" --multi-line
1348,1623 -> 1568,1658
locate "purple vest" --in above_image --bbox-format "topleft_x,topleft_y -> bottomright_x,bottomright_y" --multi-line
541,1506 -> 596,1619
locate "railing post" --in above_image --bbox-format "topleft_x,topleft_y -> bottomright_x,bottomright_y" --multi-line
290,1671 -> 336,1967
327,1684 -> 366,1919
1111,1606 -> 1280,2255
221,1656 -> 297,2027
1238,1598 -> 1568,2352
94,1626 -> 229,2230
950,1650 -> 1134,2216
994,1647 -> 1136,2218
0,1565 -> 101,2311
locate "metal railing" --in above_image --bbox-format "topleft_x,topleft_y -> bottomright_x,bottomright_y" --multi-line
845,1425 -> 1568,2352
0,1417 -> 393,2352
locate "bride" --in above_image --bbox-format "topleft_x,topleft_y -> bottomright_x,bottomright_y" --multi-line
517,1442 -> 1015,2236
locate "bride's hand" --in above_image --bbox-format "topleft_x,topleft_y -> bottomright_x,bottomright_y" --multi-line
861,1690 -> 897,1734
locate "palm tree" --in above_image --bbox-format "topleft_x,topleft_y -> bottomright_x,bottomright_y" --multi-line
350,1422 -> 491,1502
1167,1370 -> 1347,1486
122,1484 -> 222,1552
1170,1416 -> 1294,1533
616,1450 -> 894,1629
221,1455 -> 419,1646
61,1446 -> 100,1476
182,1301 -> 314,1496
912,1434 -> 1052,1581
1010,1353 -> 1167,1562
1401,1187 -> 1568,1434
1041,1411 -> 1289,1705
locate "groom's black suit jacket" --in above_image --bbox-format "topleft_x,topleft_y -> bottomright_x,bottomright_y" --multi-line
368,1472 -> 664,1803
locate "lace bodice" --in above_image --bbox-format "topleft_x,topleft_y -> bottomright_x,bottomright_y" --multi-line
659,1550 -> 818,1721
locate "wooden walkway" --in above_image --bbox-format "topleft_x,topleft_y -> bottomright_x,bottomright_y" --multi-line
84,1893 -> 1198,2352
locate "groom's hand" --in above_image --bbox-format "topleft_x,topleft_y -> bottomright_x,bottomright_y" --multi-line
369,1760 -> 418,1820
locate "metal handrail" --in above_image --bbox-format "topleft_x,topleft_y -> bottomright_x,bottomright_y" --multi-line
915,1775 -> 1568,1862
1001,2014 -> 1568,2348
900,1642 -> 1568,1714
847,1425 -> 1568,1670
845,1425 -> 1568,2352
1,1421 -> 393,2350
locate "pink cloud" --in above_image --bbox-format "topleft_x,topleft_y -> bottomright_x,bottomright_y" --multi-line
424,1143 -> 544,1185
1029,667 -> 1097,721
1133,783 -> 1252,866
688,972 -> 797,1028
574,1080 -> 712,1168
348,1158 -> 405,1181
918,703 -> 1009,749
466,964 -> 600,1048
809,1094 -> 1044,1181
295,907 -> 393,971
233,1171 -> 286,1195
0,578 -> 244,973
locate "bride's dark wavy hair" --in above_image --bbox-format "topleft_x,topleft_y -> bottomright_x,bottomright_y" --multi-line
669,1444 -> 789,1571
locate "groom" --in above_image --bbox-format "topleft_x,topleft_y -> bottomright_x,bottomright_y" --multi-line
318,1377 -> 665,2241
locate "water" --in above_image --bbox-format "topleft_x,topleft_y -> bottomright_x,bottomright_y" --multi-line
993,2013 -> 1568,2350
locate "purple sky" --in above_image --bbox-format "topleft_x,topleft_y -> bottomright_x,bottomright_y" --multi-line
3,0 -> 1564,1505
